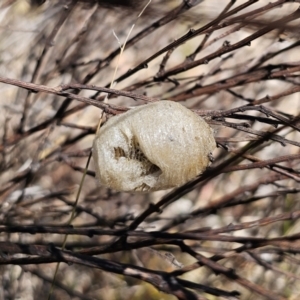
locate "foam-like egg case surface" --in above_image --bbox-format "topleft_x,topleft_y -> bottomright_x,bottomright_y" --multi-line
93,101 -> 216,193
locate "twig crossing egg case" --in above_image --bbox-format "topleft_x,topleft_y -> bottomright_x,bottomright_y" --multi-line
92,101 -> 216,193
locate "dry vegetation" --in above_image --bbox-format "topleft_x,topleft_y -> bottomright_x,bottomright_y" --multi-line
1,0 -> 300,299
